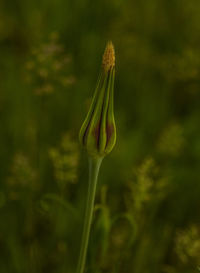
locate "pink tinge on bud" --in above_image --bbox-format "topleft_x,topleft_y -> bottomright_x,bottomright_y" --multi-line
79,42 -> 116,158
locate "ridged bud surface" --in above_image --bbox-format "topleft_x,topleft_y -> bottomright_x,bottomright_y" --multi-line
79,42 -> 116,159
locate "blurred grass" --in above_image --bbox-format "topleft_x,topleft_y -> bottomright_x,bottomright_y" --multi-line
0,0 -> 200,272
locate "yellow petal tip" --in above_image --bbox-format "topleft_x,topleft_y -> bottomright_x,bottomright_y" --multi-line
102,41 -> 115,71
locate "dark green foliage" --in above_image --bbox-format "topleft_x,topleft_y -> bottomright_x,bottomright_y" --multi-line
0,0 -> 200,272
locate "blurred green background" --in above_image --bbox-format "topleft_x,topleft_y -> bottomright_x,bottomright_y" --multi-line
0,0 -> 200,272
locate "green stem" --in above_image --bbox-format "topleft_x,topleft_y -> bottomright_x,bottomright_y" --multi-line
76,157 -> 103,273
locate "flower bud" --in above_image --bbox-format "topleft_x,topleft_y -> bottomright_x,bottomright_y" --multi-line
79,41 -> 116,159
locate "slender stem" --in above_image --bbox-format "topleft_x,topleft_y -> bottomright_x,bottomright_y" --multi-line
76,157 -> 103,273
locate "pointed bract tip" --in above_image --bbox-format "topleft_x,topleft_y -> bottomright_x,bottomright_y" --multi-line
102,41 -> 115,71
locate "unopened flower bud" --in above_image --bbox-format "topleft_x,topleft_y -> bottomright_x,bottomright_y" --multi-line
79,41 -> 116,159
